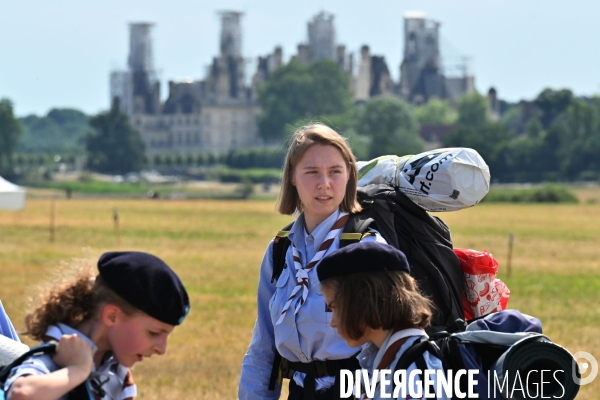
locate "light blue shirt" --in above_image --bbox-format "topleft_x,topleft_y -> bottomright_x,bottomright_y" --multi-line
356,329 -> 450,400
239,209 -> 387,400
0,300 -> 19,341
4,323 -> 137,400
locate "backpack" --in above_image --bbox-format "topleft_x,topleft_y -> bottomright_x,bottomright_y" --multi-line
272,183 -> 464,331
0,341 -> 94,400
390,310 -> 580,400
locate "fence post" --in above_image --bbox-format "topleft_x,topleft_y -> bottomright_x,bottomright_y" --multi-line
49,199 -> 55,243
113,208 -> 120,245
507,233 -> 514,278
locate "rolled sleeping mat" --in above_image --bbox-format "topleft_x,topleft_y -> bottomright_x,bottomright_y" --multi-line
0,334 -> 29,367
491,335 -> 580,400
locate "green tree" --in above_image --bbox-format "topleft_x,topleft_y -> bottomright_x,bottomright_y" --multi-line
306,61 -> 353,115
414,98 -> 457,126
549,99 -> 600,180
186,153 -> 195,167
442,122 -> 513,182
18,108 -> 88,155
0,99 -> 23,176
206,153 -> 216,165
456,92 -> 489,128
85,100 -> 146,174
256,60 -> 353,142
174,153 -> 184,167
357,96 -> 423,158
525,117 -> 544,139
500,136 -> 546,182
534,88 -> 574,128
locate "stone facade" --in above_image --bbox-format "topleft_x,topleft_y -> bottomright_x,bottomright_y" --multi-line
354,45 -> 395,103
131,104 -> 259,156
110,11 -> 476,156
111,14 -> 261,156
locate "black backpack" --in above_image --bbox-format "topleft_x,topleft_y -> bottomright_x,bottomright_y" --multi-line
272,183 -> 464,331
0,342 -> 94,400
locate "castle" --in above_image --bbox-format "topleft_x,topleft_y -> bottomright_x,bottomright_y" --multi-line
110,11 -> 474,156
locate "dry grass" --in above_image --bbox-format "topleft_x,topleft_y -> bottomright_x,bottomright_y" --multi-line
1,191 -> 599,398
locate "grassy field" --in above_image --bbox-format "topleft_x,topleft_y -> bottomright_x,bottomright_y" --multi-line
0,190 -> 599,398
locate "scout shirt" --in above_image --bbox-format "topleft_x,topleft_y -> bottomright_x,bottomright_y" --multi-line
4,323 -> 136,400
239,209 -> 387,400
356,329 -> 451,400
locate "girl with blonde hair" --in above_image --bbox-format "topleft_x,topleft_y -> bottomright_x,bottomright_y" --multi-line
239,123 -> 387,400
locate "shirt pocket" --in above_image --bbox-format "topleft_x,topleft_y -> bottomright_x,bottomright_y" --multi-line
269,267 -> 290,321
310,286 -> 331,324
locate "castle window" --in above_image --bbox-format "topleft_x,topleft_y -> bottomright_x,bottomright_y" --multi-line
408,32 -> 417,54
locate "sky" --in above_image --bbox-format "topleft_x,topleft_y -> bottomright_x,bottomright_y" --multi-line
1,0 -> 599,117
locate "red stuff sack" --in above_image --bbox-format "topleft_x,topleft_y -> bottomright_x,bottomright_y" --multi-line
454,248 -> 510,320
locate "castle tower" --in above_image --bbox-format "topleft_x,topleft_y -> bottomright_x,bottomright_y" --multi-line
126,22 -> 160,114
128,23 -> 155,72
488,87 -> 500,121
219,11 -> 243,58
399,12 -> 444,102
308,11 -> 336,62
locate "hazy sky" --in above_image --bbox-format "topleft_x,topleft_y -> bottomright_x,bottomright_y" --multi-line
1,0 -> 599,116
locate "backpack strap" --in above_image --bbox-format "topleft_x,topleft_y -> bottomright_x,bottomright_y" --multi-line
267,351 -> 283,391
271,213 -> 376,281
391,335 -> 452,386
268,221 -> 292,391
67,382 -> 95,400
0,341 -> 94,400
0,342 -> 57,384
271,222 -> 294,283
339,212 -> 375,248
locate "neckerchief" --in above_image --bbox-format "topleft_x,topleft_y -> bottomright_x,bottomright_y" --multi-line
275,212 -> 349,325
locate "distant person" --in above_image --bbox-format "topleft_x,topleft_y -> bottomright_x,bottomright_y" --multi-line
4,251 -> 190,400
317,241 -> 449,400
239,124 -> 387,400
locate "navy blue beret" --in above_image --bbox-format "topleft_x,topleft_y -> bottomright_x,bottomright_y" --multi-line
98,251 -> 190,326
317,241 -> 410,281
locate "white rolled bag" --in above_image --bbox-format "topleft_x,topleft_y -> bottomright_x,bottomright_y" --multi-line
357,147 -> 490,212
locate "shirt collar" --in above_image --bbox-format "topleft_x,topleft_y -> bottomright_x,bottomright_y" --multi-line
358,328 -> 428,370
356,341 -> 379,371
46,323 -> 126,374
46,322 -> 98,354
289,209 -> 342,246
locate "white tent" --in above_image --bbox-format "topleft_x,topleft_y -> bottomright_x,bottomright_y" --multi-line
0,176 -> 26,210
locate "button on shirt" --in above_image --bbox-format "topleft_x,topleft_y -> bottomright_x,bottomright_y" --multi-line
356,329 -> 450,400
4,323 -> 137,400
239,209 -> 387,400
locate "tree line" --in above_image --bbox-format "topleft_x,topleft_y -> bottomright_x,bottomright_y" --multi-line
2,59 -> 599,183
257,60 -> 600,183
